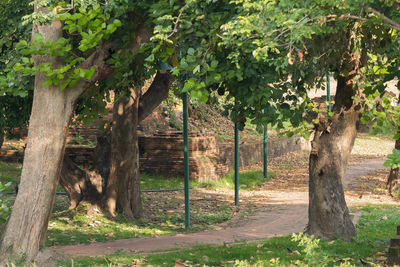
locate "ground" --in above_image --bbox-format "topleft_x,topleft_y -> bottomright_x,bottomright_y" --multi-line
33,133 -> 394,266
1,103 -> 399,266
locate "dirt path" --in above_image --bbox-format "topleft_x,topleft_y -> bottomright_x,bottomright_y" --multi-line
55,158 -> 394,257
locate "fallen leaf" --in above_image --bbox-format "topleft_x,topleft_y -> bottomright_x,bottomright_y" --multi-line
292,250 -> 301,255
105,232 -> 114,237
375,252 -> 386,257
175,261 -> 188,267
257,243 -> 263,248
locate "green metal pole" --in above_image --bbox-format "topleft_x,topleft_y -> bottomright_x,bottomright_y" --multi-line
234,122 -> 239,206
326,73 -> 331,115
183,92 -> 190,229
263,124 -> 268,179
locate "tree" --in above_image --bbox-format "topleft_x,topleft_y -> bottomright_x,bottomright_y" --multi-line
0,0 -> 176,261
59,71 -> 172,216
164,0 -> 400,241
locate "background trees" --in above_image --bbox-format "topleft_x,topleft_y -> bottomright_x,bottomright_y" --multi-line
0,0 -> 32,149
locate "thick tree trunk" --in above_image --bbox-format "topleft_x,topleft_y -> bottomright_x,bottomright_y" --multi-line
60,156 -> 105,209
0,73 -> 77,260
307,70 -> 359,241
387,138 -> 400,195
104,90 -> 142,218
0,12 -> 81,261
59,72 -> 172,216
59,133 -> 111,208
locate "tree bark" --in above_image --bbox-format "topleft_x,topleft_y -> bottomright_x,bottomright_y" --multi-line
103,89 -> 142,218
59,132 -> 111,208
0,76 -> 77,261
59,155 -> 105,209
0,12 -> 77,261
307,66 -> 360,240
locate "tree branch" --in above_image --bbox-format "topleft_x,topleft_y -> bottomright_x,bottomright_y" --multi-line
367,7 -> 400,31
68,22 -> 154,100
138,71 -> 174,122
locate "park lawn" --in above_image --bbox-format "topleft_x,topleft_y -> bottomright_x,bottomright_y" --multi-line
46,170 -> 273,246
0,160 -> 272,247
60,204 -> 399,267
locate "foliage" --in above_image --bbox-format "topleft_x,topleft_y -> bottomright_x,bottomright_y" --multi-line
148,0 -> 400,139
0,0 -> 33,136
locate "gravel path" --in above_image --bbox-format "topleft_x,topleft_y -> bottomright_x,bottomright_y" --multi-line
55,158 -> 390,257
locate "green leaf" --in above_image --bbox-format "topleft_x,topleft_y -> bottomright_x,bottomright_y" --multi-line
187,47 -> 195,55
60,79 -> 71,91
43,79 -> 53,87
145,54 -> 155,62
193,65 -> 201,74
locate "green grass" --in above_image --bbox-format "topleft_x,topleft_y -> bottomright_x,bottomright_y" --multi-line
0,161 -> 22,190
207,170 -> 276,191
47,202 -> 233,247
141,170 -> 275,191
47,204 -> 177,246
140,173 -> 203,190
59,204 -> 400,267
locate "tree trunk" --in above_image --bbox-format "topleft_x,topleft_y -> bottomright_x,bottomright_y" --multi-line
59,72 -> 172,217
59,155 -> 106,209
59,132 -> 111,208
307,69 -> 359,241
387,138 -> 400,195
0,72 -> 78,261
104,89 -> 142,218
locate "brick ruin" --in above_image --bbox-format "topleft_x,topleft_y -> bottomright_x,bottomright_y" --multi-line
1,130 -> 306,181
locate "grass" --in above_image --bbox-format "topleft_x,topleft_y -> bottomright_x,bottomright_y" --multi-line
47,204 -> 176,247
60,204 -> 400,267
44,170 -> 271,246
140,170 -> 276,191
207,170 -> 276,191
0,161 -> 22,190
140,173 -> 202,190
47,200 -> 234,247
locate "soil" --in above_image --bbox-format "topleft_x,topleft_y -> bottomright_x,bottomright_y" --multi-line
54,150 -> 398,258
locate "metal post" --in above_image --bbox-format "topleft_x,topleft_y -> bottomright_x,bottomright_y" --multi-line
326,73 -> 331,115
234,122 -> 239,206
263,124 -> 268,179
183,92 -> 190,229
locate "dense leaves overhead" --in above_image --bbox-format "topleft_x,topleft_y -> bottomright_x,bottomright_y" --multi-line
0,0 -> 399,131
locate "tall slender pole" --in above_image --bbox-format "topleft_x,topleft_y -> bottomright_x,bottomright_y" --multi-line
326,73 -> 331,115
183,92 -> 190,229
234,122 -> 239,206
263,124 -> 268,179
